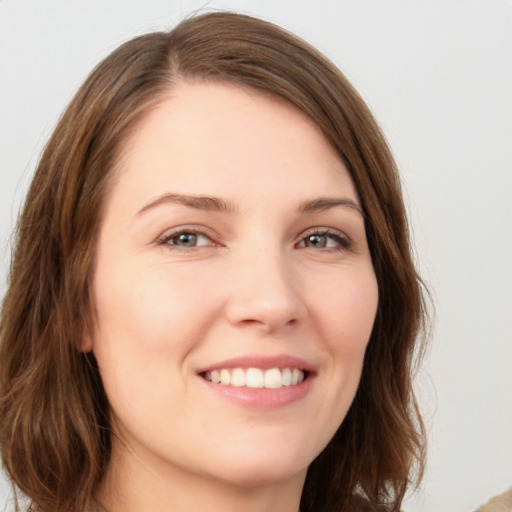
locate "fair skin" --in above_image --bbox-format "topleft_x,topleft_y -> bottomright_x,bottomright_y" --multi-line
88,80 -> 378,512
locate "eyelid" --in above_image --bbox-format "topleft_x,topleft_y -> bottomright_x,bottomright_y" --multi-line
155,225 -> 352,250
296,227 -> 352,249
156,226 -> 220,247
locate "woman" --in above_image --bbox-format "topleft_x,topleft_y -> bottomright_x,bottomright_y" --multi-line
0,12 -> 428,512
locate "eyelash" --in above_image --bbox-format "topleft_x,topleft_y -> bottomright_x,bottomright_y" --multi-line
157,227 -> 351,251
157,228 -> 216,249
297,228 -> 352,251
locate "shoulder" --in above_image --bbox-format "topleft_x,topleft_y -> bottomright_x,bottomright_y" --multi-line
475,488 -> 512,512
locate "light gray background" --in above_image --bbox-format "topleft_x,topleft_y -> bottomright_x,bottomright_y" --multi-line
1,1 -> 511,511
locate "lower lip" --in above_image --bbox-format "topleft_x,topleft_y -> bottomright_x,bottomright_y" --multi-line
199,375 -> 314,409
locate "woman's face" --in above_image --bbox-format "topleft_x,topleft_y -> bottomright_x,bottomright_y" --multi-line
89,81 -> 378,489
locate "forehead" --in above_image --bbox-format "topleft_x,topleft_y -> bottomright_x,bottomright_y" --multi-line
110,80 -> 357,209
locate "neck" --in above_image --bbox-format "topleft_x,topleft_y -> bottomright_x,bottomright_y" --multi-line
95,437 -> 306,512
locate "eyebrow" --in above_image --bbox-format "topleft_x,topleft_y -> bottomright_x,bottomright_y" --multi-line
299,197 -> 364,217
137,193 -> 236,215
137,193 -> 364,217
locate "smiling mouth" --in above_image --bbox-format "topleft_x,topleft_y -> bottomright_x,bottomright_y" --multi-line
200,367 -> 307,389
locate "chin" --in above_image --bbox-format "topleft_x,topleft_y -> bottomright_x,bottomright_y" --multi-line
203,444 -> 312,488
214,463 -> 307,489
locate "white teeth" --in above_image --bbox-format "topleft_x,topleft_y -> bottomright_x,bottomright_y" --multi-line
203,367 -> 306,389
246,368 -> 264,388
264,368 -> 282,389
231,368 -> 245,387
220,369 -> 231,385
282,367 -> 292,386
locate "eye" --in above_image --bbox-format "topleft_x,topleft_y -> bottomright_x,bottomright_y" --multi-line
297,229 -> 351,250
158,230 -> 214,248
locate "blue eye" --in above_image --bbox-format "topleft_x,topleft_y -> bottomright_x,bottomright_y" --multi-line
298,230 -> 351,250
161,231 -> 212,248
303,234 -> 329,248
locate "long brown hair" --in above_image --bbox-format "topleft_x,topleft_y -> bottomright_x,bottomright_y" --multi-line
0,12 -> 429,512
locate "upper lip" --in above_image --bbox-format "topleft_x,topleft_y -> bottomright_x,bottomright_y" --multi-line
196,354 -> 316,374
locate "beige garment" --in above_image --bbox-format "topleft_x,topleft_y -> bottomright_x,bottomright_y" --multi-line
475,488 -> 512,512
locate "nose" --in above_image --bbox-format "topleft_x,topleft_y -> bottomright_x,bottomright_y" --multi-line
224,246 -> 306,333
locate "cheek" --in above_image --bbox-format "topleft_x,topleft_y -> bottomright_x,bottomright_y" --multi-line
310,266 -> 378,354
90,260 -> 231,419
94,262 -> 220,354
296,267 -> 378,455
90,264 -> 220,427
